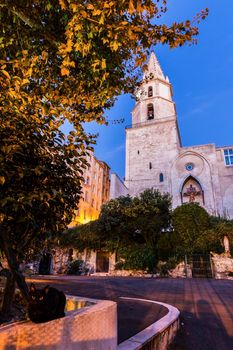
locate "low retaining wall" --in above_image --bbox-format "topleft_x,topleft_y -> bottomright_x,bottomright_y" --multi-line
0,296 -> 117,350
117,298 -> 180,350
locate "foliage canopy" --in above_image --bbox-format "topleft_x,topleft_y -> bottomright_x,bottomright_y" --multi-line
172,203 -> 221,255
0,112 -> 83,320
62,189 -> 172,270
0,0 -> 208,131
0,113 -> 83,260
64,201 -> 233,272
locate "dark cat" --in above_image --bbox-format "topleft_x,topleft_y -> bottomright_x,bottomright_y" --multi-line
28,283 -> 66,323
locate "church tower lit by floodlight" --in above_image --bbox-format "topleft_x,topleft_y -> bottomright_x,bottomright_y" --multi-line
118,52 -> 233,218
125,52 -> 181,197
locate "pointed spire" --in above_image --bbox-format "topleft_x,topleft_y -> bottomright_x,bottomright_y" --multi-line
143,52 -> 165,80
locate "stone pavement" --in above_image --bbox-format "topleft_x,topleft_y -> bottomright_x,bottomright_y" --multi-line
28,276 -> 233,350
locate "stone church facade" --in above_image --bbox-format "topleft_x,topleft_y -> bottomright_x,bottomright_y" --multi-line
121,52 -> 233,218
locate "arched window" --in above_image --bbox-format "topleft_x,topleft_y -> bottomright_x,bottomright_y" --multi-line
149,162 -> 152,169
181,176 -> 204,205
148,86 -> 153,97
147,104 -> 154,120
159,173 -> 164,182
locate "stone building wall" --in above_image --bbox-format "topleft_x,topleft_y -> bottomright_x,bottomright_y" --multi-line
51,248 -> 72,274
110,173 -> 128,199
69,151 -> 110,227
216,147 -> 233,218
125,118 -> 180,197
51,248 -> 116,275
170,145 -> 223,216
211,253 -> 233,279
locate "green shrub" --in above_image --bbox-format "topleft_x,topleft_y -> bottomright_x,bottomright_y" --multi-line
115,245 -> 156,272
172,203 -> 211,255
67,260 -> 84,275
157,256 -> 182,276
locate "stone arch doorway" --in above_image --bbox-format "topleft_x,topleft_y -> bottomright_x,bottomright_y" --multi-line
96,251 -> 109,273
181,176 -> 204,205
39,252 -> 52,275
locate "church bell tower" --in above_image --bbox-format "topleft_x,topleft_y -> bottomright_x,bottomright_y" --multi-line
125,52 -> 181,196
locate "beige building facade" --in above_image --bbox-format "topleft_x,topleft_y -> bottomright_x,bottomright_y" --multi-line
123,52 -> 233,218
70,152 -> 110,226
35,153 -> 111,275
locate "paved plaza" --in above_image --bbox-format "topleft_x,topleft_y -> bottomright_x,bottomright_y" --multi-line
29,276 -> 233,350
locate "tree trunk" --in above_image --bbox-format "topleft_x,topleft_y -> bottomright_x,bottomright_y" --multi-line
0,230 -> 29,302
0,270 -> 15,322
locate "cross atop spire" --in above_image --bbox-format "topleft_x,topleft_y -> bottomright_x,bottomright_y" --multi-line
143,52 -> 166,80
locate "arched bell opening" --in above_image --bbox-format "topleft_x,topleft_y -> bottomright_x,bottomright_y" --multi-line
148,86 -> 153,97
147,103 -> 154,120
180,176 -> 204,205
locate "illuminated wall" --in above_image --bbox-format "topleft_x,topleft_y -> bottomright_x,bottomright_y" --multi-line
69,152 -> 110,227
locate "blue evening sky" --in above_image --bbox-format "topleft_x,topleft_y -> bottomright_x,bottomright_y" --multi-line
68,0 -> 233,179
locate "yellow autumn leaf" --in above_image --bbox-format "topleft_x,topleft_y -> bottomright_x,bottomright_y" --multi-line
129,0 -> 135,14
99,15 -> 105,25
66,39 -> 73,53
41,106 -> 47,115
27,96 -> 33,103
102,72 -> 109,80
75,24 -> 82,31
101,59 -> 106,69
69,60 -> 76,68
93,9 -> 101,16
92,60 -> 99,70
65,29 -> 73,39
111,41 -> 119,51
59,0 -> 66,10
14,83 -> 20,93
160,36 -> 167,43
0,176 -> 5,185
136,2 -> 143,13
70,3 -> 77,12
22,78 -> 29,85
80,10 -> 88,18
61,67 -> 70,76
1,69 -> 10,79
87,4 -> 94,10
31,56 -> 39,64
42,51 -> 48,60
74,42 -> 81,51
26,67 -> 32,77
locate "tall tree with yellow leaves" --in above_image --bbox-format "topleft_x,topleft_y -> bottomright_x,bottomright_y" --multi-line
0,0 -> 208,321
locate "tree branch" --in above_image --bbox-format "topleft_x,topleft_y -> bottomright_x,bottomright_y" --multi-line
0,1 -> 60,48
